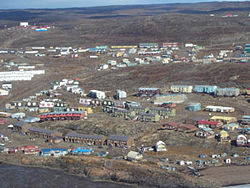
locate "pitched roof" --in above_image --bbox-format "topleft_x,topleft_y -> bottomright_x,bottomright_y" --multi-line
198,120 -> 220,125
66,132 -> 105,140
108,135 -> 131,142
14,121 -> 29,128
28,127 -> 57,135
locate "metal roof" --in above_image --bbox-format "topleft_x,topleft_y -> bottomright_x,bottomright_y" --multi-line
28,127 -> 57,135
108,135 -> 131,142
41,148 -> 67,153
14,121 -> 27,127
66,132 -> 105,140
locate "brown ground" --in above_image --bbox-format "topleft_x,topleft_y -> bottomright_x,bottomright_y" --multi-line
200,165 -> 250,186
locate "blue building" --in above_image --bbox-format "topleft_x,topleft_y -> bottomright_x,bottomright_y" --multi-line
89,46 -> 109,53
88,48 -> 99,53
188,103 -> 201,111
194,85 -> 218,94
71,147 -> 93,155
40,148 -> 68,157
139,43 -> 158,48
96,46 -> 109,50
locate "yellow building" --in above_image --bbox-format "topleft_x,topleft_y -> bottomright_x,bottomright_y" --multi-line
210,116 -> 237,124
39,108 -> 50,113
170,85 -> 193,93
116,52 -> 124,57
219,130 -> 230,142
78,107 -> 93,114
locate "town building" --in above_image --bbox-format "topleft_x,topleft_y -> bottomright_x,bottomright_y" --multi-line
107,135 -> 134,147
215,88 -> 240,97
40,111 -> 87,121
27,127 -> 62,139
236,135 -> 250,147
170,85 -> 193,93
138,88 -> 160,97
154,94 -> 187,105
197,120 -> 222,129
223,123 -> 239,131
241,115 -> 250,125
64,132 -> 106,146
139,43 -> 158,48
40,148 -> 68,157
194,85 -> 218,94
155,141 -> 167,152
138,113 -> 160,122
0,89 -> 9,96
148,107 -> 176,118
13,121 -> 32,133
89,90 -> 106,99
127,151 -> 143,161
188,103 -> 201,111
117,90 -> 127,99
195,129 -> 215,139
179,124 -> 198,133
112,109 -> 136,119
161,122 -> 181,130
210,116 -> 237,124
205,106 -> 235,113
219,130 -> 230,142
71,147 -> 93,155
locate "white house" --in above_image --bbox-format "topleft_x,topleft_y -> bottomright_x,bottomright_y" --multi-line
127,151 -> 143,161
79,98 -> 92,106
39,101 -> 55,108
155,141 -> 167,152
225,158 -> 231,164
11,112 -> 26,119
2,83 -> 12,90
0,89 -> 9,96
205,106 -> 235,113
20,22 -> 29,27
185,43 -> 194,48
117,90 -> 127,99
108,60 -> 117,66
178,160 -> 185,166
89,90 -> 105,99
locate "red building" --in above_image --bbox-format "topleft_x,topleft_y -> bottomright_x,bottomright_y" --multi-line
40,111 -> 87,121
